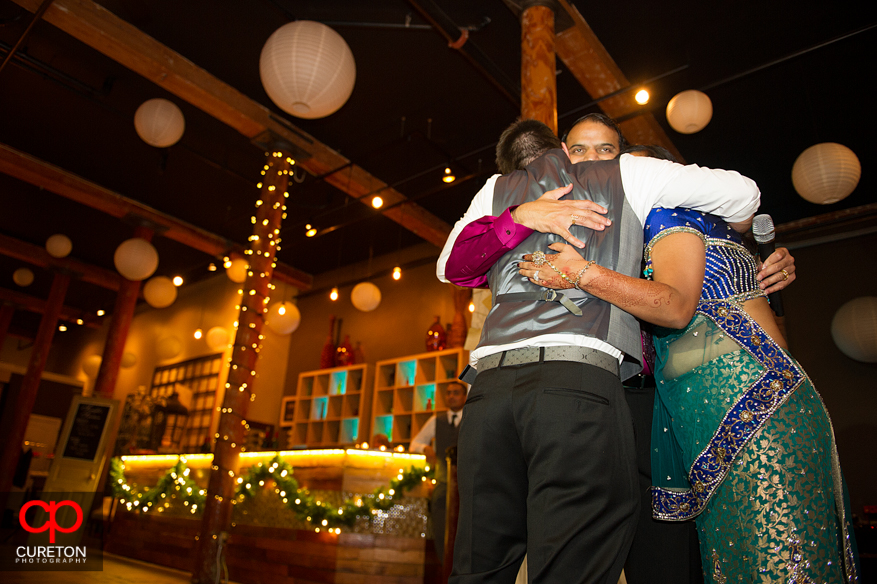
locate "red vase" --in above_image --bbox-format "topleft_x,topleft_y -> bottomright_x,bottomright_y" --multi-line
425,316 -> 446,352
320,315 -> 336,369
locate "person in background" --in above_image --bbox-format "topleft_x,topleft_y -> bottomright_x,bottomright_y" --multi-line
409,381 -> 467,565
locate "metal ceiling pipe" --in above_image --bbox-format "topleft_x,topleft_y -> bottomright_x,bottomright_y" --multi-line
0,0 -> 53,76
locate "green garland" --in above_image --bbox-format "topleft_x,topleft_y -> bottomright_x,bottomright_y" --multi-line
109,455 -> 434,531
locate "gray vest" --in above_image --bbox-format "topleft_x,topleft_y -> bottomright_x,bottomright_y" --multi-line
479,149 -> 643,380
434,413 -> 459,483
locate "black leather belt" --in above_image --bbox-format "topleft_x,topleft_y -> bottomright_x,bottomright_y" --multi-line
476,346 -> 619,377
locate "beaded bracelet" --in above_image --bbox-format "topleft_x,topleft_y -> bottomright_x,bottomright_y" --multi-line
573,260 -> 596,290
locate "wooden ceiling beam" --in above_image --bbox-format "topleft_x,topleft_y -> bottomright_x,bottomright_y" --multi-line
551,0 -> 683,162
9,0 -> 452,249
0,288 -> 104,329
0,143 -> 313,290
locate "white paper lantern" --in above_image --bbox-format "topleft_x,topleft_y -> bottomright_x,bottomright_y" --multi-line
121,352 -> 138,369
260,21 -> 356,119
156,336 -> 183,361
143,276 -> 178,308
351,282 -> 381,312
666,90 -> 713,134
46,234 -> 72,258
267,301 -> 301,335
206,326 -> 230,351
134,98 -> 185,148
114,238 -> 159,281
225,258 -> 248,283
13,267 -> 34,287
831,297 -> 877,363
791,143 -> 861,205
82,355 -> 102,378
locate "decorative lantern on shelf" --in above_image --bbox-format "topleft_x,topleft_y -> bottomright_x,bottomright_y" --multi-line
425,316 -> 447,352
351,282 -> 381,312
134,98 -> 185,148
114,238 -> 159,281
666,90 -> 712,134
259,20 -> 356,119
150,392 -> 190,452
143,276 -> 177,308
831,296 -> 877,363
45,234 -> 72,258
791,143 -> 861,205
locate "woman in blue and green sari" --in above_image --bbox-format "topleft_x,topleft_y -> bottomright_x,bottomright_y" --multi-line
518,203 -> 858,583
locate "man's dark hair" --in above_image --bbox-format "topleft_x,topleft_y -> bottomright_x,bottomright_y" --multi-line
496,119 -> 562,173
561,113 -> 627,151
621,144 -> 678,163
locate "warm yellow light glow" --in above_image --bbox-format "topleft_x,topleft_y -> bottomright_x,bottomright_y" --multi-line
392,266 -> 401,280
306,228 -> 317,237
278,305 -> 286,316
372,196 -> 383,209
468,302 -> 475,313
208,263 -> 217,271
96,309 -> 105,317
173,276 -> 184,286
194,328 -> 203,340
330,287 -> 339,301
76,319 -> 84,325
443,167 -> 456,183
224,260 -> 232,269
58,325 -> 67,332
635,89 -> 650,105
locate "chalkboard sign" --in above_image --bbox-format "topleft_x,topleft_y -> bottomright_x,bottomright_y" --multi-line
61,402 -> 111,461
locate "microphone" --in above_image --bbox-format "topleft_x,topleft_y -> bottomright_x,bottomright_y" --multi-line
752,214 -> 784,317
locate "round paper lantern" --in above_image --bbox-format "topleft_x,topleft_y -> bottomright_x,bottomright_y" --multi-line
134,98 -> 185,148
45,234 -> 72,258
259,21 -> 356,119
206,326 -> 230,351
791,143 -> 861,205
143,276 -> 177,308
225,258 -> 248,283
831,297 -> 877,363
666,90 -> 713,134
114,238 -> 159,281
82,355 -> 102,378
351,282 -> 381,312
266,301 -> 301,335
121,352 -> 138,369
13,267 -> 34,287
156,336 -> 183,361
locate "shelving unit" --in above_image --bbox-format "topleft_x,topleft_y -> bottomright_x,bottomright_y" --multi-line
284,363 -> 370,448
371,347 -> 467,446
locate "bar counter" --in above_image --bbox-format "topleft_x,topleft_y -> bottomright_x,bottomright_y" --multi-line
106,449 -> 441,583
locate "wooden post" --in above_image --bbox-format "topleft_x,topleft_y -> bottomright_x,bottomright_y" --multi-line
521,2 -> 558,134
443,445 -> 460,583
93,226 -> 153,399
0,271 -> 70,495
193,146 -> 293,584
0,303 -> 14,351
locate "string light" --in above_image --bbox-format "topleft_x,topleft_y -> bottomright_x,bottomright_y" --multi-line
329,287 -> 339,301
443,167 -> 455,183
97,309 -> 105,317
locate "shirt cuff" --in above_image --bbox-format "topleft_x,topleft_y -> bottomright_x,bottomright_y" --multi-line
495,206 -> 532,246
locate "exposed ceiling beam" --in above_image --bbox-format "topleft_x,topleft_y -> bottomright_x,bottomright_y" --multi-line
0,143 -> 313,290
9,0 -> 452,249
0,287 -> 105,329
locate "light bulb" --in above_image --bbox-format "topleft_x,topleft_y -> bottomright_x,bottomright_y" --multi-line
393,266 -> 401,280
468,302 -> 475,313
635,89 -> 650,105
372,196 -> 383,209
173,276 -> 183,286
330,288 -> 339,301
194,328 -> 203,340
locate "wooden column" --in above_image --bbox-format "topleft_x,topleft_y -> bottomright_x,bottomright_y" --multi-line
194,146 -> 293,584
521,2 -> 557,134
0,271 -> 70,495
0,303 -> 14,351
93,225 -> 153,398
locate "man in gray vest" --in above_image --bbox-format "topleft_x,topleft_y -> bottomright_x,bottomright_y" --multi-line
409,381 -> 466,564
436,119 -> 760,584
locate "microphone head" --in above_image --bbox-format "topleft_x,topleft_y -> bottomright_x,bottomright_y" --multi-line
752,214 -> 775,244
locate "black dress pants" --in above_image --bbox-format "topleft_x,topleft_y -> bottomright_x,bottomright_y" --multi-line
451,360 -> 639,584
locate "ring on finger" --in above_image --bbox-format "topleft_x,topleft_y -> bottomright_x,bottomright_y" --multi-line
781,269 -> 789,281
532,250 -> 546,266
535,271 -> 541,281
571,214 -> 580,226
